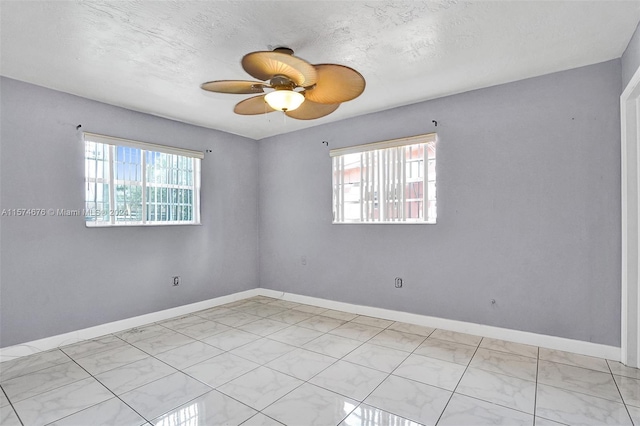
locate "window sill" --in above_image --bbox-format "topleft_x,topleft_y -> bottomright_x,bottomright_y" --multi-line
85,222 -> 202,228
332,221 -> 436,225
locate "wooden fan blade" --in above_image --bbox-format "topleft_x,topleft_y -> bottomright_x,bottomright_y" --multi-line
303,64 -> 365,104
201,80 -> 267,94
285,98 -> 339,120
242,51 -> 317,87
234,95 -> 276,115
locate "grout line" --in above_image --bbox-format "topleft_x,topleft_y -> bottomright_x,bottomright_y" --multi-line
0,350 -> 73,384
608,357 -> 636,425
1,384 -> 25,426
59,354 -> 149,424
210,304 -> 392,424
342,328 -> 433,423
433,336 -> 483,425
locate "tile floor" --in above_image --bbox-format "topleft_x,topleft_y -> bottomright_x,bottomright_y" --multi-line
1,295 -> 639,426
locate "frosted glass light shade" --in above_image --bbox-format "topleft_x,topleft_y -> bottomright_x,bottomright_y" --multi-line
265,90 -> 304,112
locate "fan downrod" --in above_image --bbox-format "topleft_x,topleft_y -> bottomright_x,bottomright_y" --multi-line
273,47 -> 294,55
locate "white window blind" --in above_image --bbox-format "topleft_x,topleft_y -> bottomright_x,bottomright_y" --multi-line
330,133 -> 436,224
84,132 -> 202,227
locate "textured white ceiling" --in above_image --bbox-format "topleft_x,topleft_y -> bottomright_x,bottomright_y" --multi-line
1,1 -> 639,140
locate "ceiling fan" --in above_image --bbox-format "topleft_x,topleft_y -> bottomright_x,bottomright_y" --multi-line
201,47 -> 366,120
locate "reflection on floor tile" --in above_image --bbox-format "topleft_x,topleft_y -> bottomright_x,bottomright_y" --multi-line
241,412 -> 285,426
297,315 -> 346,333
267,309 -> 314,324
0,405 -> 22,426
217,366 -> 302,411
13,377 -> 112,426
535,384 -> 632,426
61,335 -> 128,360
364,375 -> 451,425
49,397 -> 146,426
613,374 -> 640,407
429,329 -> 482,347
236,304 -> 286,318
321,309 -> 359,322
157,315 -> 204,331
478,338 -> 537,359
0,349 -> 71,382
131,330 -> 196,355
193,307 -> 235,321
340,403 -> 423,426
533,417 -> 567,426
537,360 -> 621,402
387,322 -> 435,337
202,329 -> 259,351
95,356 -> 176,395
415,338 -> 476,365
393,354 -> 466,391
120,372 -> 212,421
438,393 -> 533,425
0,389 -> 10,407
309,360 -> 387,401
183,352 -> 260,388
265,348 -> 336,381
116,324 -> 172,344
609,360 -> 640,380
268,325 -> 324,347
230,338 -> 296,365
237,319 -> 290,337
539,347 -> 609,373
303,333 -> 363,359
5,296 -> 640,426
292,304 -> 328,315
330,323 -> 384,342
626,404 -> 640,425
2,361 -> 90,402
154,340 -> 223,370
74,344 -> 150,376
455,367 -> 536,414
214,312 -> 262,328
469,348 -> 537,381
351,316 -> 394,329
367,330 -> 426,352
151,389 -> 257,426
172,319 -> 230,340
267,300 -> 300,309
263,383 -> 357,426
343,343 -> 409,373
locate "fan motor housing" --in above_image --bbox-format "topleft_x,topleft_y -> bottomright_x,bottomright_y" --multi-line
270,75 -> 296,90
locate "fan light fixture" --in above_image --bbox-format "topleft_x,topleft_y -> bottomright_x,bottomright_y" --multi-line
201,47 -> 365,120
264,89 -> 304,112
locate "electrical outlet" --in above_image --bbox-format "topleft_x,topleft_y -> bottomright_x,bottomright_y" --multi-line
395,277 -> 403,288
301,255 -> 307,266
172,276 -> 180,286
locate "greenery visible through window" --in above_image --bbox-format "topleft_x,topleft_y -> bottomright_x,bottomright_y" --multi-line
84,133 -> 202,227
331,133 -> 436,224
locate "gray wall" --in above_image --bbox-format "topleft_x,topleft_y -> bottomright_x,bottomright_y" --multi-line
622,21 -> 640,91
0,77 -> 259,347
258,59 -> 622,346
0,58 -> 624,348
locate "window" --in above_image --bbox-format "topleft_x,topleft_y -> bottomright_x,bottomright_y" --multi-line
331,133 -> 436,224
84,132 -> 203,227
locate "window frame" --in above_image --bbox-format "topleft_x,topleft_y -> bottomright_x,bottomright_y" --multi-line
83,132 -> 203,227
330,133 -> 437,225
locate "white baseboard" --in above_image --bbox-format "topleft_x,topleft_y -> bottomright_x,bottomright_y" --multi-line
0,289 -> 260,363
256,288 -> 621,361
1,287 -> 621,363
